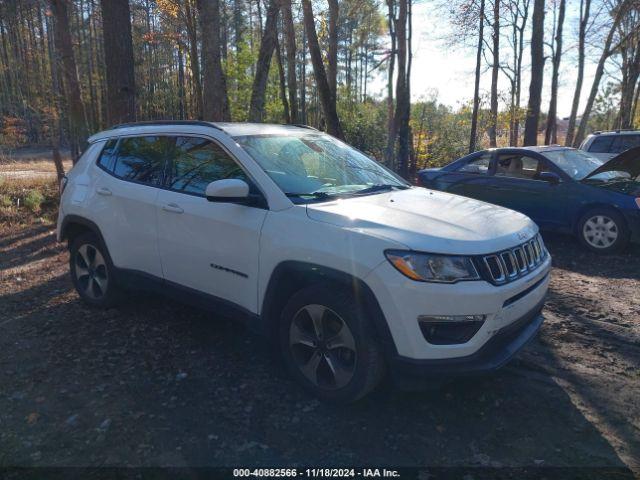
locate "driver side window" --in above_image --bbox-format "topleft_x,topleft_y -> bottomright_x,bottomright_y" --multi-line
167,136 -> 247,196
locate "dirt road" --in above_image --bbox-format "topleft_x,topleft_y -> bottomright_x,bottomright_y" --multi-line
0,220 -> 638,477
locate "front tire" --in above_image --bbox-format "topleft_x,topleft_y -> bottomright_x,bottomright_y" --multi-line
69,232 -> 122,307
279,285 -> 385,403
577,208 -> 629,253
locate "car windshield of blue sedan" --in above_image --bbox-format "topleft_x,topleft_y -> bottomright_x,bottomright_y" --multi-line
544,149 -> 627,181
235,133 -> 409,200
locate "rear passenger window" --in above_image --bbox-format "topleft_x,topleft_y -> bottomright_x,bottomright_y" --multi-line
611,135 -> 640,154
97,139 -> 118,172
113,136 -> 167,185
167,137 -> 247,195
458,154 -> 491,174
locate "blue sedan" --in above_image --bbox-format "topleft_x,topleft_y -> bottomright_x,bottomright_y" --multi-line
418,146 -> 640,253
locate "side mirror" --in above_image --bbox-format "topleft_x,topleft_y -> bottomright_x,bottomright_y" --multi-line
538,171 -> 561,184
205,179 -> 250,202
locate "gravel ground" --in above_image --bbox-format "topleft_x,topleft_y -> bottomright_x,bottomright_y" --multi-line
0,219 -> 638,476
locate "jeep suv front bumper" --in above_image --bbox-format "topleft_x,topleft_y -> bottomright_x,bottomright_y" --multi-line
388,295 -> 544,383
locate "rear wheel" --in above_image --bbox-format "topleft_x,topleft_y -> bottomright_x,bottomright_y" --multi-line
279,285 -> 385,403
577,208 -> 629,253
69,232 -> 122,307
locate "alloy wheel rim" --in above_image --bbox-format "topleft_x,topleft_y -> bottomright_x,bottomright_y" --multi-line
289,304 -> 357,390
75,244 -> 108,299
583,215 -> 618,249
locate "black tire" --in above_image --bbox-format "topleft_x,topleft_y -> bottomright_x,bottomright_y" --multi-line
279,284 -> 385,403
576,208 -> 630,253
69,232 -> 123,307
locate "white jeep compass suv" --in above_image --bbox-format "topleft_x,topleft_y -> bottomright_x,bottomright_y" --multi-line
57,121 -> 551,402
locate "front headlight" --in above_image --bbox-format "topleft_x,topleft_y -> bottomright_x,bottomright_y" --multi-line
385,250 -> 480,283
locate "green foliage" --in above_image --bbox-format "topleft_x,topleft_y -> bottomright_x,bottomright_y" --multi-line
411,99 -> 472,169
589,82 -> 619,132
24,189 -> 45,213
226,40 -> 257,122
338,96 -> 388,161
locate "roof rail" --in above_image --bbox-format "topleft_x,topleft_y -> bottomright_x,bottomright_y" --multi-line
592,129 -> 640,135
290,124 -> 319,131
110,120 -> 222,130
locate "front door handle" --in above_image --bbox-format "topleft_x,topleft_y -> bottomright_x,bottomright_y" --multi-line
162,203 -> 184,214
96,187 -> 112,196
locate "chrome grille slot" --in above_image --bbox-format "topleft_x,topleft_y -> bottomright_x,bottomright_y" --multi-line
531,238 -> 541,262
513,248 -> 527,272
523,243 -> 535,267
480,234 -> 547,285
500,251 -> 518,278
483,255 -> 505,283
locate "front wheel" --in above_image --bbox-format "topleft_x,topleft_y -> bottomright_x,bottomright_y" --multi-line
577,208 -> 629,253
279,285 -> 385,403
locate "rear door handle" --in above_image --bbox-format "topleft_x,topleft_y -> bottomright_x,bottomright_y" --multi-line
162,203 -> 184,214
96,187 -> 112,196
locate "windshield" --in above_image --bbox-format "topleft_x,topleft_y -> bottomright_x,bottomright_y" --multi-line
544,149 -> 626,181
235,133 -> 409,201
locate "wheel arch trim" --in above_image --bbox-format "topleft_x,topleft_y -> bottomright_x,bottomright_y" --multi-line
59,215 -> 115,264
260,261 -> 397,357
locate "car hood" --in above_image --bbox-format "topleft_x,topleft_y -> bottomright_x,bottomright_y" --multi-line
305,187 -> 538,255
584,145 -> 640,180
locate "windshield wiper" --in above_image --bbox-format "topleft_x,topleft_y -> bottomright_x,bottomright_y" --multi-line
352,184 -> 410,194
285,191 -> 334,199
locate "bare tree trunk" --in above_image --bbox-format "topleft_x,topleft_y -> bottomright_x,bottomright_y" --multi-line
197,0 -> 231,121
47,14 -> 65,181
327,0 -> 338,98
565,0 -> 590,146
184,0 -> 204,119
513,0 -> 529,146
469,0 -> 485,153
248,0 -> 279,121
575,3 -> 630,146
301,20 -> 307,124
281,0 -> 298,123
177,41 -> 186,120
631,79 -> 640,126
49,0 -> 88,160
616,46 -> 640,129
301,0 -> 344,138
394,0 -> 410,178
488,0 -> 499,147
545,0 -> 565,145
385,0 -> 396,165
100,0 -> 136,126
275,35 -> 291,123
523,0 -> 545,146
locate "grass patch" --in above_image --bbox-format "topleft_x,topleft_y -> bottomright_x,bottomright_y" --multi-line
0,175 -> 59,225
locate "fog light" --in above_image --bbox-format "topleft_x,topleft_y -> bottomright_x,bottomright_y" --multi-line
418,315 -> 486,345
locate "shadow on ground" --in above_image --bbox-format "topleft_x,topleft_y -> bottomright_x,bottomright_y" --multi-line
0,222 -> 637,475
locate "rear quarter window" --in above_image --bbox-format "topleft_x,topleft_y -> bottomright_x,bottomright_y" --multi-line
96,139 -> 118,172
611,135 -> 640,153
